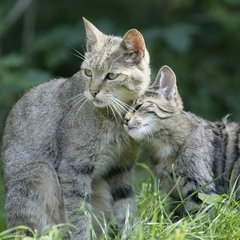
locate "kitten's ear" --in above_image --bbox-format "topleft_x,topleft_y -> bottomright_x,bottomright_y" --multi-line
121,29 -> 145,63
152,65 -> 177,100
83,17 -> 105,52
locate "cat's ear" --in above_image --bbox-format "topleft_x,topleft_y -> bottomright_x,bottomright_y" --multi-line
83,17 -> 106,52
152,65 -> 177,100
121,29 -> 145,63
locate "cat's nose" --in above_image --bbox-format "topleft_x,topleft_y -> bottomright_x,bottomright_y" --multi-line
89,89 -> 99,97
123,116 -> 130,125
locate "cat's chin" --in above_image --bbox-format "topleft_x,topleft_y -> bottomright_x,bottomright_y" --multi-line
123,125 -> 144,142
91,99 -> 108,108
129,132 -> 145,142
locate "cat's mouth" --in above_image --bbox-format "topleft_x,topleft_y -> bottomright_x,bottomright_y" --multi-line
123,123 -> 145,140
126,125 -> 138,130
91,99 -> 107,108
124,122 -> 158,141
125,127 -> 145,141
124,122 -> 148,130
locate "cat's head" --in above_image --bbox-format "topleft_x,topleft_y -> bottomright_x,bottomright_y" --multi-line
123,65 -> 183,141
80,18 -> 150,114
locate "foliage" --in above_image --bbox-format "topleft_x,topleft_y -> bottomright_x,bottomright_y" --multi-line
1,0 -> 240,236
0,225 -> 68,240
1,0 -> 240,132
1,173 -> 240,239
0,53 -> 51,130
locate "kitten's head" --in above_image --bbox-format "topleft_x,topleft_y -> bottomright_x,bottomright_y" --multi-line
80,18 -> 150,115
123,65 -> 183,141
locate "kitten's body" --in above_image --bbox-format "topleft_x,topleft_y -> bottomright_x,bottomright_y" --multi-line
124,66 -> 240,215
2,19 -> 150,239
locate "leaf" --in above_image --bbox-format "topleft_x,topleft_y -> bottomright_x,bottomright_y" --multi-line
198,193 -> 222,205
0,225 -> 34,238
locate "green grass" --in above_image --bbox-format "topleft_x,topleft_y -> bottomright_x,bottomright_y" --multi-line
1,166 -> 240,239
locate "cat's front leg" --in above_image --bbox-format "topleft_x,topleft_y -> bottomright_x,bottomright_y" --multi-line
105,166 -> 138,233
172,174 -> 215,217
58,162 -> 93,239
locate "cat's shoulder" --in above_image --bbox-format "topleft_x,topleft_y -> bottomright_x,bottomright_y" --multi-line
182,111 -> 214,128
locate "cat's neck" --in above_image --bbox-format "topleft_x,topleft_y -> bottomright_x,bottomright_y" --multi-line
96,107 -> 126,121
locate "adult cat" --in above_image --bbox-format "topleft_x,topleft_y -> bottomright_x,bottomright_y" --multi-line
123,65 -> 240,216
2,18 -> 150,238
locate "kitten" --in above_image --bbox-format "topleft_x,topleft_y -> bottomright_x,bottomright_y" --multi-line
123,65 -> 240,216
2,18 -> 151,239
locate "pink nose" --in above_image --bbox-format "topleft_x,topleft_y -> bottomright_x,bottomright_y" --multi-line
89,89 -> 99,97
123,117 -> 130,125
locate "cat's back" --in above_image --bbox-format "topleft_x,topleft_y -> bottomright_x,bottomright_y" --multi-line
184,111 -> 240,141
179,112 -> 240,175
2,73 -> 82,176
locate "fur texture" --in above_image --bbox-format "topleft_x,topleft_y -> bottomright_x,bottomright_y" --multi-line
2,18 -> 150,239
124,65 -> 240,216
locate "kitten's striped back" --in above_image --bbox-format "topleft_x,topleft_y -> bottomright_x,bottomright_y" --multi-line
123,65 -> 240,215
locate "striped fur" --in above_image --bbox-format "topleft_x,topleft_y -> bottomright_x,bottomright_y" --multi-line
2,18 -> 150,239
123,65 -> 240,216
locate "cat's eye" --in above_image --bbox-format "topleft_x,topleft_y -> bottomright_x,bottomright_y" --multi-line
106,73 -> 119,80
84,69 -> 92,77
133,104 -> 143,113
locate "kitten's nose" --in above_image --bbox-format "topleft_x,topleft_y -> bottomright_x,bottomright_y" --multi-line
123,117 -> 130,126
89,89 -> 99,97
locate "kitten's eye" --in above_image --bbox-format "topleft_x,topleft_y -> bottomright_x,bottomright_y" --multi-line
84,69 -> 92,77
106,73 -> 119,80
133,104 -> 143,113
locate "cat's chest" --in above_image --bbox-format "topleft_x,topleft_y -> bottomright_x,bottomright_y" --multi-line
149,139 -> 176,191
151,156 -> 175,191
64,114 -> 135,177
94,123 -> 135,176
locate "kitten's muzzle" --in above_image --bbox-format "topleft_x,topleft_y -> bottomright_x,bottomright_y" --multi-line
123,116 -> 130,126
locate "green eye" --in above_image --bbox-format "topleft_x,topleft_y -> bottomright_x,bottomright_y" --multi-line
84,69 -> 92,77
106,73 -> 119,80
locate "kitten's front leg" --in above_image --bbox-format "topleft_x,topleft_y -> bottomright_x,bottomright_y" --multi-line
105,166 -> 138,232
58,162 -> 93,239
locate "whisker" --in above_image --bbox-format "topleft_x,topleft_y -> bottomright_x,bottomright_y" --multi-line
110,100 -> 125,118
66,93 -> 86,106
126,106 -> 145,119
100,95 -> 126,121
112,98 -> 134,113
110,100 -> 135,122
135,109 -> 146,119
66,43 -> 86,61
67,92 -> 86,101
81,45 -> 87,55
70,95 -> 87,107
71,53 -> 85,61
65,93 -> 88,126
113,104 -> 123,119
108,102 -> 119,124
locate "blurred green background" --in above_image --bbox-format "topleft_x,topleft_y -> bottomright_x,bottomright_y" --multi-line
1,0 -> 240,232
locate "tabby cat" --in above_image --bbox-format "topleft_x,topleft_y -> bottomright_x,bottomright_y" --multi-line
123,65 -> 240,216
2,18 -> 151,239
